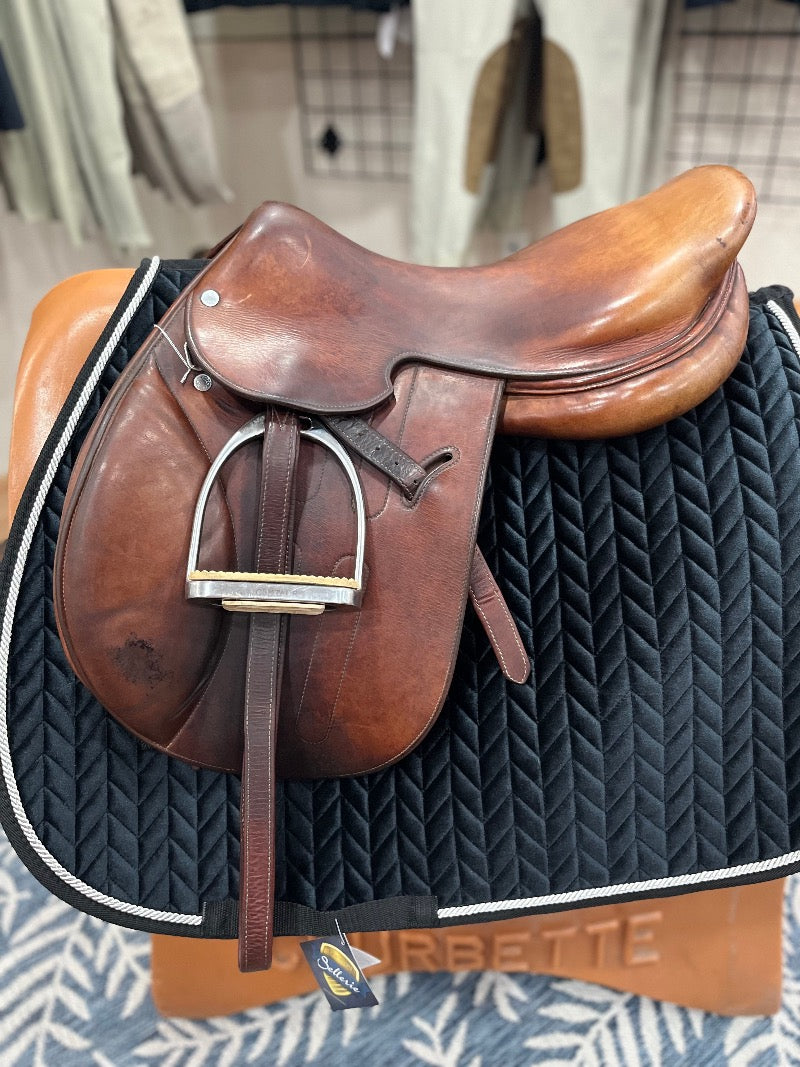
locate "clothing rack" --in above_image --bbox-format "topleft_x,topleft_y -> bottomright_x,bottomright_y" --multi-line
290,6 -> 412,182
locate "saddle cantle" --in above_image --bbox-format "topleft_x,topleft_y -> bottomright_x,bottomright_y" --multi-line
52,166 -> 755,971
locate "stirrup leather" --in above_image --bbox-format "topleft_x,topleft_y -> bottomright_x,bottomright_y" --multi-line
186,413 -> 366,614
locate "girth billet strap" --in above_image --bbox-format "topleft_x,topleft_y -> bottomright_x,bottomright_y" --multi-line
468,549 -> 530,685
239,408 -> 300,972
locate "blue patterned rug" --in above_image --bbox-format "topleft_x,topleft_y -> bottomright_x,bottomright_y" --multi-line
1,831 -> 799,1066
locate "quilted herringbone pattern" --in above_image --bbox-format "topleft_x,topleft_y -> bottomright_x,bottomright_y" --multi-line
5,271 -> 800,931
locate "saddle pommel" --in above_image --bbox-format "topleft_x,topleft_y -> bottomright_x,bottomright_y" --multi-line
185,165 -> 755,439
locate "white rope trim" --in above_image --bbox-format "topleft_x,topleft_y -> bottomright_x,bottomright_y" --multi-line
0,261 -> 201,928
767,298 -> 800,360
437,849 -> 800,919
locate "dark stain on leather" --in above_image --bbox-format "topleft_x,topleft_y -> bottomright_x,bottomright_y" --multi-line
111,636 -> 173,690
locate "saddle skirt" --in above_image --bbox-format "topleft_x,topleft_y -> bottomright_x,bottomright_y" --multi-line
7,168 -> 796,976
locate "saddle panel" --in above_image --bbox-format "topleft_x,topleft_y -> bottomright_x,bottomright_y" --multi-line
186,166 -> 754,436
54,340 -> 237,755
278,367 -> 502,779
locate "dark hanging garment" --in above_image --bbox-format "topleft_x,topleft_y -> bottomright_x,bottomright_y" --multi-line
0,47 -> 24,131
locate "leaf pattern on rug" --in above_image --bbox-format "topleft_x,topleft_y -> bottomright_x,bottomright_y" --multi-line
2,833 -> 800,1067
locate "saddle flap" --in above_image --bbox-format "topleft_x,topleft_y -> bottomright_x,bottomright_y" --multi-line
54,293 -> 504,778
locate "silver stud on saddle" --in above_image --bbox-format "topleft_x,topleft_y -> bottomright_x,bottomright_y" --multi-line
186,414 -> 365,614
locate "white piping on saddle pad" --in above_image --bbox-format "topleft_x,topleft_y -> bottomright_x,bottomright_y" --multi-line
767,298 -> 800,355
438,849 -> 799,920
0,259 -> 202,929
3,278 -> 800,931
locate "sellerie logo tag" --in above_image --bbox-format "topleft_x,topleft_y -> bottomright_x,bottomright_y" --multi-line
301,935 -> 379,1011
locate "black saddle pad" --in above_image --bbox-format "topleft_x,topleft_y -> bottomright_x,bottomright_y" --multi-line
2,261 -> 800,939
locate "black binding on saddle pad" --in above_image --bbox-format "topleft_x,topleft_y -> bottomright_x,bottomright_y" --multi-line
2,261 -> 800,940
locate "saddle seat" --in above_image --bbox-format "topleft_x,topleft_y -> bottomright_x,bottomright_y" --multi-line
188,165 -> 755,438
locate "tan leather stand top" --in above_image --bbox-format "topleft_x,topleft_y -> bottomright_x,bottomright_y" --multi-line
9,269 -> 135,517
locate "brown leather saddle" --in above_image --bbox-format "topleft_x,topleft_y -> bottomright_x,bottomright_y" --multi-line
53,165 -> 755,971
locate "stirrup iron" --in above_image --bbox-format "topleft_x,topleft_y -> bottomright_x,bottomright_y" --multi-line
186,414 -> 365,613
